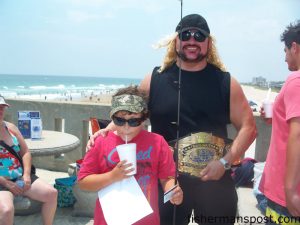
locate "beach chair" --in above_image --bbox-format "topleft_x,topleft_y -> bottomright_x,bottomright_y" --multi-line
90,117 -> 111,134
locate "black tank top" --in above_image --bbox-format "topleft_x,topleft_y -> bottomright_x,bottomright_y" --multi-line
149,63 -> 231,142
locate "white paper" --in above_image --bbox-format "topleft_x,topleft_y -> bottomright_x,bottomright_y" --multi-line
98,176 -> 153,225
31,118 -> 42,139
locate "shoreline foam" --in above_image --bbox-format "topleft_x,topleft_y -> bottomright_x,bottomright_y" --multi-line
6,85 -> 278,106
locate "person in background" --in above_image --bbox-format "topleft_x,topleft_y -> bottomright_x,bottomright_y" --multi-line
0,95 -> 57,225
259,20 -> 300,225
88,14 -> 256,225
78,86 -> 183,225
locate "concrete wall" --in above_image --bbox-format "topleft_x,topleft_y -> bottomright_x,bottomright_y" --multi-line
4,99 -> 271,171
5,99 -> 111,171
227,112 -> 271,162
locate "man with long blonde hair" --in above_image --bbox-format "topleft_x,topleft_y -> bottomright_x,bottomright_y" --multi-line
140,14 -> 257,225
89,13 -> 257,225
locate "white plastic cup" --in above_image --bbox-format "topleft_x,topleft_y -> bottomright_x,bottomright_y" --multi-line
116,143 -> 137,175
263,100 -> 273,118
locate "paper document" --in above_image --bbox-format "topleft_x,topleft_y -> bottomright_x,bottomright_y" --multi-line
98,176 -> 153,225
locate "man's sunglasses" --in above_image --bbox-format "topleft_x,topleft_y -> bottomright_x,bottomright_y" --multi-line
178,30 -> 206,42
112,116 -> 144,127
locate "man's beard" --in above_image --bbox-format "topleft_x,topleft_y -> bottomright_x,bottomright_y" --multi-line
176,48 -> 207,63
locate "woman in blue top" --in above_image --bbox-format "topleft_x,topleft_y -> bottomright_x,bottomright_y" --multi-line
0,96 -> 57,225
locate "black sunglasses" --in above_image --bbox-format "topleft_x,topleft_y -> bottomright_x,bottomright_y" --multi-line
179,30 -> 206,42
112,116 -> 144,127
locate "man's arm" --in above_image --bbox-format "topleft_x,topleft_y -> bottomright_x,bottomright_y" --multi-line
139,73 -> 152,95
224,77 -> 257,164
200,77 -> 257,181
160,178 -> 183,205
78,160 -> 134,192
285,117 -> 300,216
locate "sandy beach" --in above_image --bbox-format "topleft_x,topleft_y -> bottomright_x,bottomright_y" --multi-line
241,85 -> 278,106
70,85 -> 279,106
78,93 -> 113,104
16,85 -> 277,107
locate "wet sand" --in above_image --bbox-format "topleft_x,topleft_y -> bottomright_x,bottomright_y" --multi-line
241,85 -> 278,106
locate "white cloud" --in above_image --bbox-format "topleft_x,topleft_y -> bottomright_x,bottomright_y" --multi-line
67,10 -> 100,23
69,0 -> 107,7
209,10 -> 282,44
113,0 -> 164,13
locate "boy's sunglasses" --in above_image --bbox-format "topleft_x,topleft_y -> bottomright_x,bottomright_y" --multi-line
178,30 -> 206,42
112,116 -> 144,127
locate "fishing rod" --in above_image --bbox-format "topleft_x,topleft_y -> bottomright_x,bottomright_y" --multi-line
173,0 -> 183,224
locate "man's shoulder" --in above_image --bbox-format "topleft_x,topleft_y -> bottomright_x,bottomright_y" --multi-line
152,63 -> 177,75
287,71 -> 300,81
151,66 -> 161,75
284,71 -> 300,89
208,63 -> 230,75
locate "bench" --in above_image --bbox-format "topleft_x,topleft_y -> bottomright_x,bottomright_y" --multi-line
14,197 -> 42,216
68,163 -> 97,218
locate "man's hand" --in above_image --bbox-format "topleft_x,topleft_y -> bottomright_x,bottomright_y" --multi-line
200,160 -> 226,181
286,189 -> 300,216
86,128 -> 110,151
260,106 -> 272,124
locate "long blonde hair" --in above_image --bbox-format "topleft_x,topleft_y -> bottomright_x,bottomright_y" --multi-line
154,33 -> 227,73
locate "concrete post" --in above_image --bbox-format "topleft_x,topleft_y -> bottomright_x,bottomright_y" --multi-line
54,117 -> 65,158
255,116 -> 272,161
54,118 -> 64,132
82,120 -> 89,158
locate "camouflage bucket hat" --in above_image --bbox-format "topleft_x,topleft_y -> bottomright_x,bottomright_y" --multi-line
110,94 -> 147,118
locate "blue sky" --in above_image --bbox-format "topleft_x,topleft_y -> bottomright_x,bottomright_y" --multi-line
0,0 -> 299,82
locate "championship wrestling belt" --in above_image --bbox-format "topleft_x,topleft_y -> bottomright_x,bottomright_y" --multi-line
171,132 -> 232,178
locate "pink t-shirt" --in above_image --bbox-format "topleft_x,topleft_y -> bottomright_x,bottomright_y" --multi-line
259,71 -> 300,207
78,130 -> 175,225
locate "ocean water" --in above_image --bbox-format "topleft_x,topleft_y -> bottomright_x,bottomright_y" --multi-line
0,74 -> 141,100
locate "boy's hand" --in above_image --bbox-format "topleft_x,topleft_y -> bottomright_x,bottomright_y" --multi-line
170,185 -> 183,205
111,160 -> 135,182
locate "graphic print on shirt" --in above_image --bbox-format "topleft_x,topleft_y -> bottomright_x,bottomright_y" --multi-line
106,145 -> 154,202
0,148 -> 22,178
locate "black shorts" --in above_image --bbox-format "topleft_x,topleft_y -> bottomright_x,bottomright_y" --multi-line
159,171 -> 238,225
0,174 -> 39,191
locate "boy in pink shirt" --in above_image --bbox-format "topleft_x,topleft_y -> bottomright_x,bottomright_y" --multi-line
78,86 -> 183,225
259,21 -> 300,224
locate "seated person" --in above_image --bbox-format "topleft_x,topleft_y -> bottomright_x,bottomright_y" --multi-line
78,85 -> 183,225
0,96 -> 57,225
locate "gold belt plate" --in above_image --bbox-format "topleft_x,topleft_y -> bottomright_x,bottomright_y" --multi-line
177,132 -> 232,177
